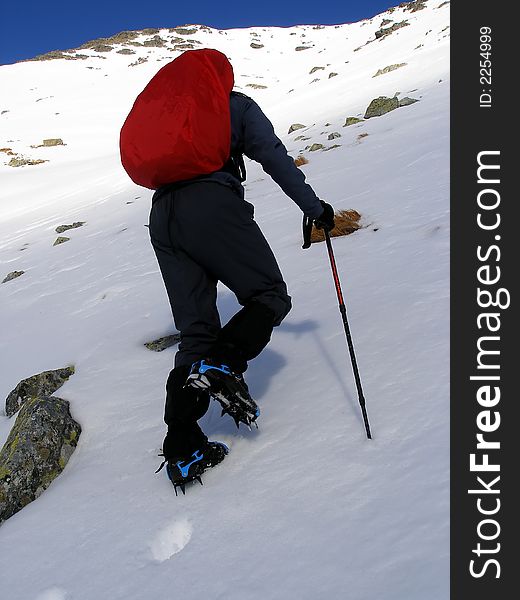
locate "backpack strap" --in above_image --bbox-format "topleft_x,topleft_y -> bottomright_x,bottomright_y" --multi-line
222,153 -> 246,182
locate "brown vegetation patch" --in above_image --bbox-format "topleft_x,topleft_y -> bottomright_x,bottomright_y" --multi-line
310,210 -> 362,243
294,155 -> 309,167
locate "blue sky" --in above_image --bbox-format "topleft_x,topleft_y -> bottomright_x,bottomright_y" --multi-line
1,0 -> 397,65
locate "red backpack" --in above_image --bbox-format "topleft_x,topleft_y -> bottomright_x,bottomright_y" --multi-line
120,49 -> 234,190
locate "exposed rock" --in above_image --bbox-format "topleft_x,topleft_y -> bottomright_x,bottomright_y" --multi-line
90,44 -> 113,53
5,366 -> 75,417
288,123 -> 306,134
2,271 -> 24,284
309,66 -> 325,74
380,19 -> 393,27
144,334 -> 181,352
375,21 -> 410,40
0,395 -> 81,525
8,157 -> 47,167
364,96 -> 400,118
169,27 -> 198,36
373,63 -> 407,77
399,96 -> 420,107
31,138 -> 65,149
143,36 -> 167,47
308,143 -> 325,151
250,43 -> 264,49
401,0 -> 427,11
104,31 -> 141,44
323,144 -> 341,151
53,236 -> 70,246
27,51 -> 88,62
329,72 -> 338,78
343,117 -> 364,127
295,46 -> 312,51
129,57 -> 148,67
327,132 -> 341,140
172,43 -> 197,51
246,84 -> 268,89
55,222 -> 86,234
116,48 -> 136,55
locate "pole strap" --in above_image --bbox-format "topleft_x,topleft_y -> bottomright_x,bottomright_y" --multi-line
302,215 -> 313,249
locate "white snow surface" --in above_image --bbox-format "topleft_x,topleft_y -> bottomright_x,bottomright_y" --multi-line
0,2 -> 450,599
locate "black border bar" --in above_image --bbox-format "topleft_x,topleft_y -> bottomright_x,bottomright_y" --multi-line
451,1 -> 516,597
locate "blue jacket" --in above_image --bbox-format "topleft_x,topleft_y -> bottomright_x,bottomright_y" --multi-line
155,93 -> 323,219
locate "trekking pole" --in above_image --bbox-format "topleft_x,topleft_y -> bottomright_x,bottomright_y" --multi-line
323,228 -> 372,439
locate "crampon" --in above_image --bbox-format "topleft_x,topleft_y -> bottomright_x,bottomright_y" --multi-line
156,441 -> 229,496
186,359 -> 260,430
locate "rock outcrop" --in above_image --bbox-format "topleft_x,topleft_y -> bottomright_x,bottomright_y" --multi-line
0,396 -> 81,525
5,366 -> 75,417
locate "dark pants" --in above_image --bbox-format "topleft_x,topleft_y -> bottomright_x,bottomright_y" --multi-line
149,182 -> 291,455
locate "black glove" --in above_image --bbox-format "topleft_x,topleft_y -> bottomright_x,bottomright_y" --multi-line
314,200 -> 335,231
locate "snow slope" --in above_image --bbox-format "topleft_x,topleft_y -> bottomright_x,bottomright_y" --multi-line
0,2 -> 450,598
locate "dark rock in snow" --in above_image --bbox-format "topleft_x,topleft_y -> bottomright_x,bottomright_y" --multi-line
144,334 -> 181,352
375,21 -> 410,40
5,366 -> 75,417
42,138 -> 64,146
8,156 -> 47,167
2,271 -> 24,284
55,222 -> 86,234
399,96 -> 420,107
53,236 -> 70,246
343,117 -> 364,127
364,96 -> 400,118
288,123 -> 306,134
0,395 -> 81,525
373,63 -> 407,77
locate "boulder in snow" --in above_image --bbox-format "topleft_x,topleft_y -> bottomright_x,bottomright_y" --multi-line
343,117 -> 364,127
2,271 -> 24,284
5,366 -> 75,417
288,123 -> 306,134
53,236 -> 70,246
364,96 -> 400,118
144,334 -> 181,352
0,395 -> 81,525
399,96 -> 420,107
55,222 -> 86,234
373,63 -> 407,77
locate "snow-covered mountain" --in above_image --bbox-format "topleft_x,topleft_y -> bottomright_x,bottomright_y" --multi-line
0,1 -> 450,598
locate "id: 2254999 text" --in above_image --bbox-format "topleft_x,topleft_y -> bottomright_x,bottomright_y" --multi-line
480,26 -> 492,108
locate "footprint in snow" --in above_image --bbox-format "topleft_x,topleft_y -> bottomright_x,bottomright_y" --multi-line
149,518 -> 193,562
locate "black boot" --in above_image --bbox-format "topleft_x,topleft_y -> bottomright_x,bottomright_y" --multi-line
185,359 -> 260,429
158,366 -> 228,494
163,441 -> 229,495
